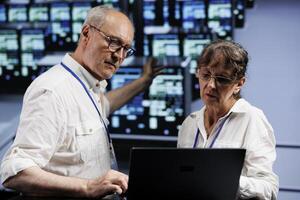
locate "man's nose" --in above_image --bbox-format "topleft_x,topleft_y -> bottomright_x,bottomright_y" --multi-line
112,47 -> 125,61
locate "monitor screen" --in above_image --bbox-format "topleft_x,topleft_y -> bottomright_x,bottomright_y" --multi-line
100,0 -> 120,9
21,29 -> 45,52
45,21 -> 72,50
183,34 -> 211,66
102,0 -> 119,4
143,0 -> 156,26
72,21 -> 83,42
208,0 -> 233,39
109,65 -> 185,139
0,29 -> 20,81
8,4 -> 27,22
233,0 -> 245,28
72,2 -> 91,21
0,51 -> 19,68
0,4 -> 6,22
0,30 -> 18,51
182,0 -> 206,30
29,4 -> 48,22
183,33 -> 211,101
20,29 -> 45,79
21,51 -> 43,67
152,34 -> 180,57
50,21 -> 71,36
50,2 -> 70,21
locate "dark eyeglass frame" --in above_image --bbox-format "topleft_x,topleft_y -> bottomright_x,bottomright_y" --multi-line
196,68 -> 235,86
89,24 -> 136,58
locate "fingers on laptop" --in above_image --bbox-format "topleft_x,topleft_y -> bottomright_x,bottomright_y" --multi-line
86,170 -> 128,198
104,170 -> 129,194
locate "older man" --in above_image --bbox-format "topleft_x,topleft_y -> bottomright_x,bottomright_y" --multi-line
0,6 -> 160,198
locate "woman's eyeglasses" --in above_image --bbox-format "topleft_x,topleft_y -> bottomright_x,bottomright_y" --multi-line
89,24 -> 136,58
196,68 -> 235,86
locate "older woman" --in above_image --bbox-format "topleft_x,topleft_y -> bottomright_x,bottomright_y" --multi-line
177,40 -> 279,200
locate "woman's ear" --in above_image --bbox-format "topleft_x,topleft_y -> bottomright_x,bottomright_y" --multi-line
234,77 -> 246,94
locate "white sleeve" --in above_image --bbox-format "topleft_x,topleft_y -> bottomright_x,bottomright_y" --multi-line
239,112 -> 279,200
0,88 -> 65,184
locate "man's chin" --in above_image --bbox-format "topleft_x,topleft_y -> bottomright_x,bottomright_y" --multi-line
101,71 -> 114,80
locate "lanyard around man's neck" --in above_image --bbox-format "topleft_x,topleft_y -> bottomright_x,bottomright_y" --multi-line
60,62 -> 112,144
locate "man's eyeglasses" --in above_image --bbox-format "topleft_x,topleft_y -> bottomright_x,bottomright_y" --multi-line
196,68 -> 235,86
89,24 -> 135,58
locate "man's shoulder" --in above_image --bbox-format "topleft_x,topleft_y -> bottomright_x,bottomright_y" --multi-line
29,64 -> 70,92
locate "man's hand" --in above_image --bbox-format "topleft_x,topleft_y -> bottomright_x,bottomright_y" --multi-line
141,57 -> 164,84
85,170 -> 129,198
106,57 -> 165,114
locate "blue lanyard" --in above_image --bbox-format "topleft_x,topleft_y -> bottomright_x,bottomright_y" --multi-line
61,62 -> 112,146
193,112 -> 232,148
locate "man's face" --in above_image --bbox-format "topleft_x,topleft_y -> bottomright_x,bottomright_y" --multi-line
82,11 -> 134,80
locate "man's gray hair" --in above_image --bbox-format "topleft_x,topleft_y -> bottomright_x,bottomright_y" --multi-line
83,5 -> 118,27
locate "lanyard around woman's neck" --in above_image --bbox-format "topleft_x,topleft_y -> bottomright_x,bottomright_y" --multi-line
193,112 -> 232,148
61,62 -> 112,145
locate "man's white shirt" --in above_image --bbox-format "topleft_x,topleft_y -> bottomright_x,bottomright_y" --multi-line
1,53 -> 112,183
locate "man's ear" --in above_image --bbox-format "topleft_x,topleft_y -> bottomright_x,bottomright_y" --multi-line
81,24 -> 90,39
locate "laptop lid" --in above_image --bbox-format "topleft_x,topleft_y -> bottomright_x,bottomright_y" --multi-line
127,147 -> 245,200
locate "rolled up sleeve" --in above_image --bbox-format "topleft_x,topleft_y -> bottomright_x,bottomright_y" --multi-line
0,87 -> 65,184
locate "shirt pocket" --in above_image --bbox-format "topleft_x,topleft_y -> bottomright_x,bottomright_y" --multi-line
75,120 -> 105,163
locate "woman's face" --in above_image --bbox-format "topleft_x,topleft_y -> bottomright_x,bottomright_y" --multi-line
197,64 -> 245,111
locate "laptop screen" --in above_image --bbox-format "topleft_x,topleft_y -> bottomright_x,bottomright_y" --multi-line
127,147 -> 245,200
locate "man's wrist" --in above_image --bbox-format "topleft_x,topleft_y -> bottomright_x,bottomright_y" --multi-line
80,179 -> 90,198
140,75 -> 153,86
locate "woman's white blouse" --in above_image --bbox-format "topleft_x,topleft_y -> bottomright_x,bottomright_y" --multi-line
178,98 -> 279,200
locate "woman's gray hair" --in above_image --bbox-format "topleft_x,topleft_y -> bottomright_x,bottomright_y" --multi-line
83,5 -> 118,28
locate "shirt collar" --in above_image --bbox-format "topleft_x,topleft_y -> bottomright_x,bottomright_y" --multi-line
229,98 -> 248,114
195,98 -> 248,120
61,53 -> 107,93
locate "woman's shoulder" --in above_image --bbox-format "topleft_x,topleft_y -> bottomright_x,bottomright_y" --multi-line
234,99 -> 274,135
234,99 -> 266,118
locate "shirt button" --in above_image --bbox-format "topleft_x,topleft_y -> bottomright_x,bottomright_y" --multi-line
89,128 -> 93,132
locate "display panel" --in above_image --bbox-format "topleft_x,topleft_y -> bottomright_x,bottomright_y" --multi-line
208,0 -> 233,39
0,29 -> 19,83
71,2 -> 91,42
72,2 -> 91,21
8,4 -> 27,22
0,30 -> 18,52
143,0 -> 156,26
98,0 -> 120,9
29,4 -> 48,22
183,33 -> 211,100
20,29 -> 45,77
109,64 -> 186,139
182,0 -> 206,32
21,29 -> 45,52
0,4 -> 6,22
152,34 -> 180,57
183,34 -> 211,62
50,2 -> 70,21
233,0 -> 245,28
